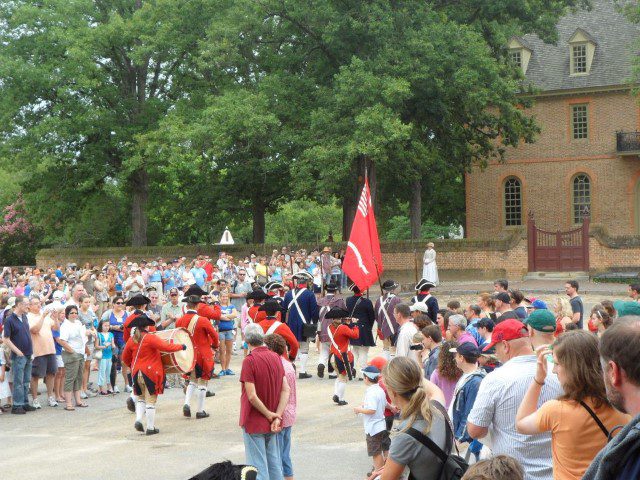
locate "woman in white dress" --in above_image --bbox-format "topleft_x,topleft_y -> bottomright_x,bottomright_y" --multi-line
422,242 -> 439,285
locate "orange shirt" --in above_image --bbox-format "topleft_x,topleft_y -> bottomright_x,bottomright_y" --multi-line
535,398 -> 630,480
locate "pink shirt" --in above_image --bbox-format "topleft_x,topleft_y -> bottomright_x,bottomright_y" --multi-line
430,369 -> 459,408
281,356 -> 297,428
241,304 -> 250,331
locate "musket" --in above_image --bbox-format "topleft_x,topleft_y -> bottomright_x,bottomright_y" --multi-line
414,248 -> 419,283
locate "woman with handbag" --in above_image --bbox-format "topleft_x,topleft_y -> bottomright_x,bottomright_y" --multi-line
369,356 -> 453,480
516,330 -> 630,480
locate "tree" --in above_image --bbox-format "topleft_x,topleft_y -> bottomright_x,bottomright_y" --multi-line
0,196 -> 40,265
0,0 -> 219,246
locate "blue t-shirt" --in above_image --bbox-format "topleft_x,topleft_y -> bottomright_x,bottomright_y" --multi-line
192,267 -> 207,288
163,270 -> 175,290
97,332 -> 114,360
271,267 -> 283,282
3,313 -> 33,357
219,304 -> 236,332
52,329 -> 63,355
149,270 -> 162,283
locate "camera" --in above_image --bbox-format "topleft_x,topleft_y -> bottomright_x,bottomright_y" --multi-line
409,344 -> 424,351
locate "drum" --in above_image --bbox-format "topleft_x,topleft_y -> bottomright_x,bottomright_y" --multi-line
153,328 -> 195,374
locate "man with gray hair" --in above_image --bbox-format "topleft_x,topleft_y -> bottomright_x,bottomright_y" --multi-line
240,323 -> 291,480
393,303 -> 418,359
449,314 -> 478,346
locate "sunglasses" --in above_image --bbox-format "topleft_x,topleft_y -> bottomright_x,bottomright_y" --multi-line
170,293 -> 178,297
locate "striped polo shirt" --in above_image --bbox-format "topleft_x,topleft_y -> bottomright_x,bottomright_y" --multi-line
468,354 -> 563,480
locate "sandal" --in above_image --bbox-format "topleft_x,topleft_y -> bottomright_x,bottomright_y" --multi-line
77,403 -> 89,408
64,406 -> 76,411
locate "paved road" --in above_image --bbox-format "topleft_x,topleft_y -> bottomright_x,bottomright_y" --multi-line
2,280 -> 631,480
1,346 -> 377,480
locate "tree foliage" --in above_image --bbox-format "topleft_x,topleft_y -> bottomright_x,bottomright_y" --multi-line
0,0 -> 587,255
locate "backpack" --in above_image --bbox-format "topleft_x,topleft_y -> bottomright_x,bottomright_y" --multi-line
406,409 -> 469,480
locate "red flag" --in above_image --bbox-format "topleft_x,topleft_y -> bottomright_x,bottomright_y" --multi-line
342,179 -> 384,291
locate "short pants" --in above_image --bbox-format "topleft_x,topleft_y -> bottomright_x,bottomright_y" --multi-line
366,430 -> 391,456
32,354 -> 58,377
219,330 -> 235,341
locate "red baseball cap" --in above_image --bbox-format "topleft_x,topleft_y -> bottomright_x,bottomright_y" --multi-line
483,319 -> 528,352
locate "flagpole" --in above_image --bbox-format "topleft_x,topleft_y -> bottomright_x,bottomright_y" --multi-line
364,162 -> 385,297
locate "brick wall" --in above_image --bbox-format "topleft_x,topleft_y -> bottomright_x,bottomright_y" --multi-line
467,89 -> 640,239
35,231 -> 640,281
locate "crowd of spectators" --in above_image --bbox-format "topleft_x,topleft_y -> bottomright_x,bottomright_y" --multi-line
3,256 -> 640,480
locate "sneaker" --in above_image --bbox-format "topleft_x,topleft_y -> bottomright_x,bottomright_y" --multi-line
317,364 -> 325,378
183,404 -> 191,418
113,386 -> 121,394
134,421 -> 144,432
225,369 -> 235,376
86,390 -> 98,397
125,385 -> 133,393
218,370 -> 226,377
11,407 -> 26,415
23,404 -> 37,412
48,397 -> 58,407
80,392 -> 88,400
196,411 -> 210,419
298,372 -> 312,379
146,427 -> 160,435
32,399 -> 42,409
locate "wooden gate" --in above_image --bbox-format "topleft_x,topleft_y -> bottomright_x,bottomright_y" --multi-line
527,213 -> 590,272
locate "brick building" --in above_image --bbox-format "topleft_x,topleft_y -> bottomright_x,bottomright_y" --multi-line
466,0 -> 640,239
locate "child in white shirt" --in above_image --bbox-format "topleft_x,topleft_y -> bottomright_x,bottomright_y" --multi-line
353,365 -> 390,472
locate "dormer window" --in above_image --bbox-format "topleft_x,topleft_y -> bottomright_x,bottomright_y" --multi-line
508,37 -> 532,74
572,44 -> 587,73
569,29 -> 596,75
510,49 -> 523,69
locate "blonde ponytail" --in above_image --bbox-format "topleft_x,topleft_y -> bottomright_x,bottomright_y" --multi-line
384,357 -> 435,434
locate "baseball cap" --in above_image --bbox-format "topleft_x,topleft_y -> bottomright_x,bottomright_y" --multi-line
410,303 -> 429,313
493,292 -> 511,303
483,319 -> 528,351
613,300 -> 640,318
368,356 -> 388,371
531,299 -> 548,310
449,342 -> 481,357
362,365 -> 381,380
526,309 -> 556,333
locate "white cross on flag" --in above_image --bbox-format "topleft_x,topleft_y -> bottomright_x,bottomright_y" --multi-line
342,179 -> 383,291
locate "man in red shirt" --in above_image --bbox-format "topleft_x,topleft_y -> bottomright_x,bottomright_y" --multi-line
240,323 -> 290,480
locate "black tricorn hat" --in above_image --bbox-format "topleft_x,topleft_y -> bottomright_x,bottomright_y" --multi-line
184,285 -> 208,297
264,281 -> 284,291
258,300 -> 285,315
325,282 -> 338,292
382,280 -> 398,290
129,314 -> 155,329
247,290 -> 268,301
125,294 -> 151,307
324,307 -> 350,319
415,278 -> 436,291
181,294 -> 205,304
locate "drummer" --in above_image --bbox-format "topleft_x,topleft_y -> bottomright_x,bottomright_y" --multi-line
121,314 -> 186,435
176,294 -> 220,419
256,300 -> 298,361
122,294 -> 154,413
